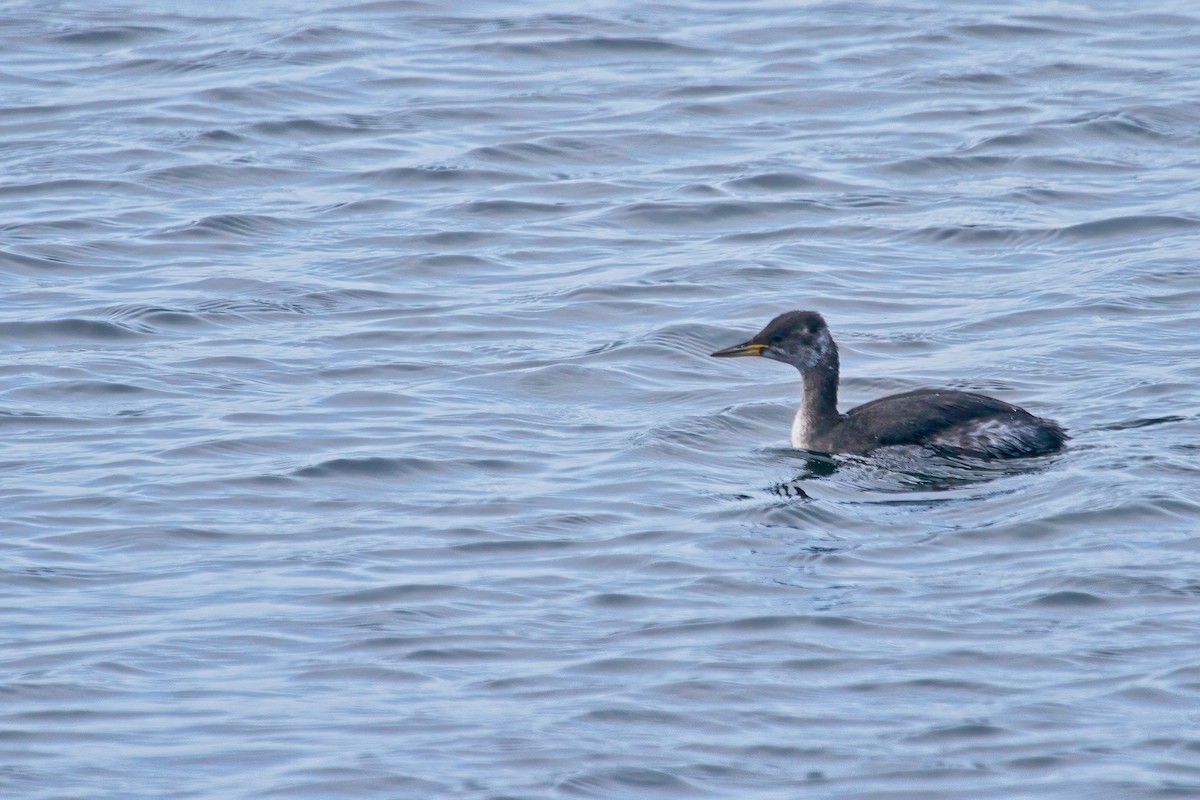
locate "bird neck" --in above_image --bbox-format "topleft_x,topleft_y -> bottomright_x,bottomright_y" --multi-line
799,358 -> 841,433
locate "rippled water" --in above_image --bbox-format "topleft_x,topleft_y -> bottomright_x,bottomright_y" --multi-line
4,1 -> 1200,797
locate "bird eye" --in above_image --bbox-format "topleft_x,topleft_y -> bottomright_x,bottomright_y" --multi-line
770,334 -> 783,345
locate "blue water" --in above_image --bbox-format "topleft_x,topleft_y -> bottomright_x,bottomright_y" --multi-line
4,1 -> 1200,797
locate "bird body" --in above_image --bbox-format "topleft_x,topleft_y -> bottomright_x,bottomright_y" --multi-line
712,311 -> 1066,459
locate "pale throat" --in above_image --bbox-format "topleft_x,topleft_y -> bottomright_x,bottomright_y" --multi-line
790,356 -> 839,449
790,374 -> 828,449
790,404 -> 810,448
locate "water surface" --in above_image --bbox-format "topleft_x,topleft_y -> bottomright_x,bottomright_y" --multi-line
3,1 -> 1200,798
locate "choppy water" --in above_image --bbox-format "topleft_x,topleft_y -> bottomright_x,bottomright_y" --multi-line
4,1 -> 1200,797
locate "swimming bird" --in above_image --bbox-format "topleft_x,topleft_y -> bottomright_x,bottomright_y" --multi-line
711,310 -> 1066,458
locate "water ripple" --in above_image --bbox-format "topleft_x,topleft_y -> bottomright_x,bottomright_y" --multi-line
4,1 -> 1200,798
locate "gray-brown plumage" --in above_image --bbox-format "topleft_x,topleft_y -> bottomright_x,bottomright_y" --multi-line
711,310 -> 1066,458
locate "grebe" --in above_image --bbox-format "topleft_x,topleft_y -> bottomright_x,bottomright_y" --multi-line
711,311 -> 1067,458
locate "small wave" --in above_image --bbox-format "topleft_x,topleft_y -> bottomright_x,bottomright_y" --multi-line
0,177 -> 144,199
293,456 -> 449,479
7,379 -> 170,399
608,199 -> 828,231
355,165 -> 531,187
952,22 -> 1067,39
451,538 -> 576,555
966,109 -> 1192,154
0,247 -> 92,274
903,225 -> 1048,247
320,583 -> 463,605
89,296 -> 323,333
1100,415 -> 1189,431
1002,187 -> 1104,206
408,11 -> 608,36
318,391 -> 410,408
192,297 -> 312,316
398,230 -> 500,248
158,435 -> 300,460
902,215 -> 1200,247
97,57 -> 218,76
638,322 -> 723,354
883,154 -> 1138,177
0,318 -> 145,343
1059,110 -> 1179,142
476,36 -> 709,61
49,25 -> 166,46
722,172 -> 851,193
1057,214 -> 1200,242
904,722 -> 1011,743
312,198 -> 406,217
162,213 -> 301,239
191,46 -> 344,71
467,137 -> 631,167
196,128 -> 245,144
717,224 -> 887,244
275,24 -> 371,46
458,199 -> 566,217
291,666 -> 428,684
1028,590 -> 1107,607
141,164 -> 300,192
96,304 -> 214,331
0,411 -> 92,429
921,70 -> 1014,89
251,117 -> 375,139
407,252 -> 499,273
556,767 -> 705,798
517,363 -> 634,400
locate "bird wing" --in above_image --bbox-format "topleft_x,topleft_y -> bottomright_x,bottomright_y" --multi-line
838,389 -> 1025,449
